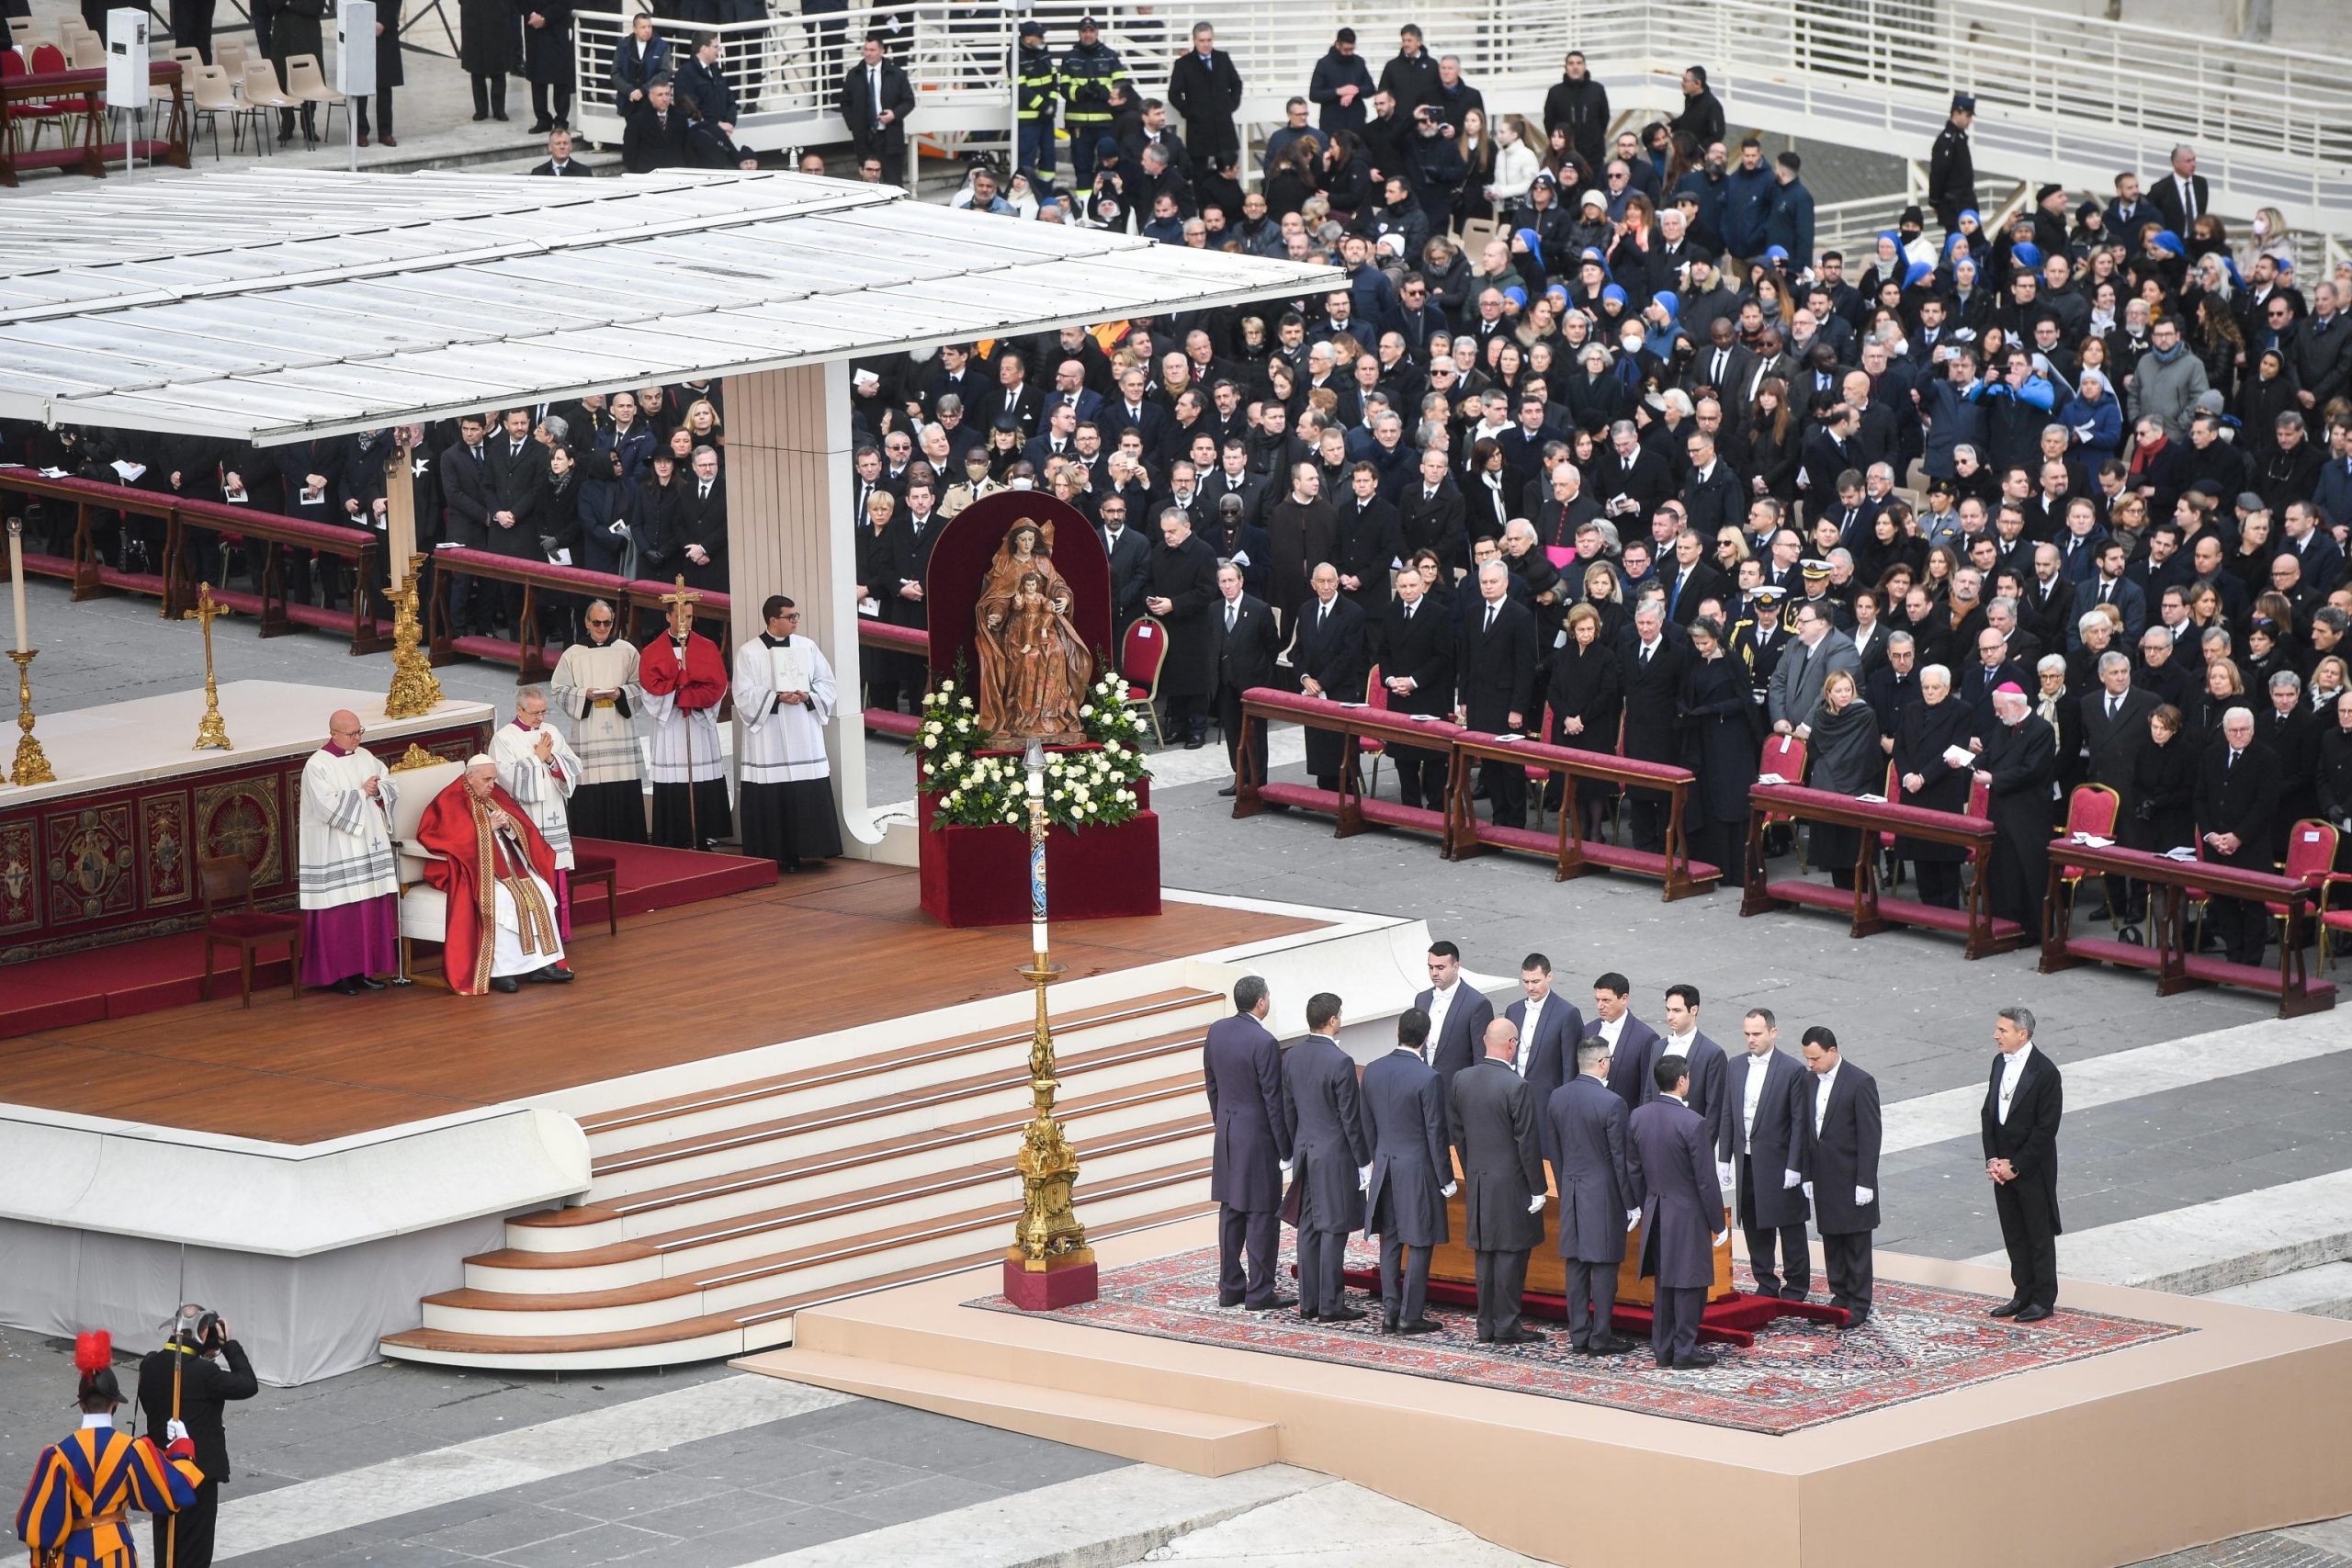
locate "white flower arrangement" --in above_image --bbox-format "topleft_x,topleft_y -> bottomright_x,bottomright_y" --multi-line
917,654 -> 1149,832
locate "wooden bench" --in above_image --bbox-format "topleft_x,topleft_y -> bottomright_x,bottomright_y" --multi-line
0,61 -> 188,186
1742,782 -> 2022,959
1233,686 -> 1464,846
1447,730 -> 1719,900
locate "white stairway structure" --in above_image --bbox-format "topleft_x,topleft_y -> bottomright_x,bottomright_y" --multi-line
379,987 -> 1233,1370
572,0 -> 2352,248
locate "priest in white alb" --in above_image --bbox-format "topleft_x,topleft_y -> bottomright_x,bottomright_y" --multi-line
733,594 -> 844,873
490,686 -> 582,932
548,598 -> 647,842
297,709 -> 401,996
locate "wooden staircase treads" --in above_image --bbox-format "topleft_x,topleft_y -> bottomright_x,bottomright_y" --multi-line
466,1240 -> 656,1270
593,1025 -> 1211,1177
594,1072 -> 1208,1217
381,1201 -> 1216,1358
579,987 -> 1215,1135
422,1158 -> 1214,1313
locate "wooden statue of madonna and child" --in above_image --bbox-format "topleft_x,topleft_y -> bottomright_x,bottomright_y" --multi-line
973,517 -> 1091,749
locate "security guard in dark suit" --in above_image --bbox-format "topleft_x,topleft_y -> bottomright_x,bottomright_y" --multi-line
1214,559 -> 1280,795
136,1305 -> 258,1568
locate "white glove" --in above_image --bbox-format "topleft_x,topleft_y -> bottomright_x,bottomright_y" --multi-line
1716,1161 -> 1736,1191
1856,1185 -> 1874,1205
1441,1181 -> 1458,1198
1711,1232 -> 1728,1248
1357,1164 -> 1373,1191
1783,1168 -> 1803,1190
1625,1209 -> 1641,1231
165,1419 -> 189,1444
1803,1180 -> 1815,1200
1527,1192 -> 1546,1213
1279,1160 -> 1293,1179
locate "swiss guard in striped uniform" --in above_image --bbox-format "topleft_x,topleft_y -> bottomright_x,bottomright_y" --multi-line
16,1332 -> 203,1566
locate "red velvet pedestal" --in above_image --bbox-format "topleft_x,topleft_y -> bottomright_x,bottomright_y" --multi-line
1001,1256 -> 1101,1309
916,785 -> 1162,928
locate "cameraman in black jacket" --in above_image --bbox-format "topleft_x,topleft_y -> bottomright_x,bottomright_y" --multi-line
137,1305 -> 258,1568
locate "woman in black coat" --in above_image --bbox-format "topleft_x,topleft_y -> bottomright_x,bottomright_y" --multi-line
2127,704 -> 2198,855
1804,668 -> 1881,890
1678,615 -> 1754,884
268,0 -> 327,143
1893,666 -> 1974,908
1546,603 -> 1623,840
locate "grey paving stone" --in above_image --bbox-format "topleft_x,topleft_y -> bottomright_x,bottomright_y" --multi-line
413,1502 -> 601,1557
489,1520 -> 676,1566
624,1486 -> 814,1540
627,1506 -> 869,1568
748,1454 -> 934,1506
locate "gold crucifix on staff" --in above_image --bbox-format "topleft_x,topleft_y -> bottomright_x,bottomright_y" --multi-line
186,581 -> 232,750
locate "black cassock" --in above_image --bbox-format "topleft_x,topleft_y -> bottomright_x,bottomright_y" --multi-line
1976,713 -> 2056,928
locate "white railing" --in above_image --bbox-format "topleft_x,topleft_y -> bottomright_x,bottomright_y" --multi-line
571,0 -> 2352,235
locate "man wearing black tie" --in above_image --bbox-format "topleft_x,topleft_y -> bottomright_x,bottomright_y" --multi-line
2195,706 -> 2281,966
529,128 -> 589,175
1212,561 -> 1278,795
1982,1007 -> 2062,1322
1620,603 -> 1686,852
838,33 -> 914,164
1291,564 -> 1369,791
1099,499 -> 1151,635
1457,561 -> 1538,828
2146,144 -> 2209,238
1376,569 -> 1453,810
883,477 -> 941,712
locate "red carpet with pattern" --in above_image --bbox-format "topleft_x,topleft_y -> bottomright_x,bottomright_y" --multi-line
971,1241 -> 2189,1435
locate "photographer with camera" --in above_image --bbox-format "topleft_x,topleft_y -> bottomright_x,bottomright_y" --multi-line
136,1305 -> 257,1568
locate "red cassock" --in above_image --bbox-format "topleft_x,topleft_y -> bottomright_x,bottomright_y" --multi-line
417,779 -> 569,995
639,632 -> 729,708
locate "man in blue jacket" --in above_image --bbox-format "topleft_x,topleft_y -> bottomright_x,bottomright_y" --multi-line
1721,138 -> 1776,265
1762,152 -> 1815,267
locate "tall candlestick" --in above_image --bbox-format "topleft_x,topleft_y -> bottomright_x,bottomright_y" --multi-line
8,518 -> 26,656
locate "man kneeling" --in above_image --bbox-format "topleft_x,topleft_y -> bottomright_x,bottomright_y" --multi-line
419,756 -> 576,994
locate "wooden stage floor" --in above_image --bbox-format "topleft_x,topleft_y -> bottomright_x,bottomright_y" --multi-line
0,863 -> 1322,1145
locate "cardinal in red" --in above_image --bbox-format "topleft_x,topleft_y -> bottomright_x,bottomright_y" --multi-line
417,756 -> 576,995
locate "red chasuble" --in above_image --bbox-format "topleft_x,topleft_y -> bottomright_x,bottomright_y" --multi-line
418,778 -> 568,995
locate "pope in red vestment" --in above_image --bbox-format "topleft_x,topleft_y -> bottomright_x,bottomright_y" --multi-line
418,760 -> 574,995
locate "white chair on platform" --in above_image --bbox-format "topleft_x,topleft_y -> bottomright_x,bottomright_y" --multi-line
387,760 -> 462,986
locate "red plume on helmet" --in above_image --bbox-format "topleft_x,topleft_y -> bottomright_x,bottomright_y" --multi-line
74,1332 -> 112,1377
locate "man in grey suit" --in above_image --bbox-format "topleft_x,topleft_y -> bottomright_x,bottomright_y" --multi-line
2078,651 -> 2156,919
1282,992 -> 1372,1323
1767,600 -> 1861,736
1589,971 -> 1665,1110
1659,983 -> 1731,1174
1729,1007 -> 1814,1301
1540,1039 -> 1639,1355
1627,1054 -> 1728,1370
1503,953 -> 1583,1110
1800,1025 -> 1882,1327
1202,976 -> 1294,1311
1449,1019 -> 1549,1344
1361,1009 -> 1452,1336
1416,940 -> 1496,1105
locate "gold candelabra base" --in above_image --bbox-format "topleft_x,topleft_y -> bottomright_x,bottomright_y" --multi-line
191,674 -> 232,751
8,649 -> 53,786
383,556 -> 443,720
1007,956 -> 1093,1275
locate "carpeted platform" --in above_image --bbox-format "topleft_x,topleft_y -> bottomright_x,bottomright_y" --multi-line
0,837 -> 775,1039
969,1241 -> 2189,1435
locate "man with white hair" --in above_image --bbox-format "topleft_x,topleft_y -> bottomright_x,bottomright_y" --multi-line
1972,683 -> 2057,930
490,687 -> 583,929
1457,559 -> 1539,829
296,710 -> 401,996
548,599 -> 647,841
416,757 -> 571,994
2195,705 -> 2282,965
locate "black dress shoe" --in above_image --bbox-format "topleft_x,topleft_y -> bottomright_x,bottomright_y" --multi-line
472,111 -> 489,121
1298,1308 -> 1320,1322
331,976 -> 367,996
1216,785 -> 1237,797
490,976 -> 520,993
1320,1304 -> 1369,1324
1499,1325 -> 1546,1344
1586,1336 -> 1634,1355
1988,1299 -> 2026,1318
2014,1304 -> 2052,1323
522,965 -> 575,984
1839,1311 -> 1871,1330
1183,734 -> 1205,750
1670,1351 -> 1721,1370
1397,1317 -> 1442,1336
356,974 -> 387,990
492,110 -> 510,121
1380,1315 -> 1400,1335
1246,1295 -> 1296,1312
1218,1292 -> 1244,1308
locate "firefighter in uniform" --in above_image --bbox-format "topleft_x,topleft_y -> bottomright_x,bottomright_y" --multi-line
135,1307 -> 256,1568
1016,18 -> 1058,182
1057,14 -> 1125,191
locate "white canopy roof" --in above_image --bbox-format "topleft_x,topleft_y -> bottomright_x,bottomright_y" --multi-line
0,169 -> 1341,446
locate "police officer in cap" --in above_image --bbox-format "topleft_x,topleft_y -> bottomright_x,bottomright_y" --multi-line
1731,583 -> 1790,743
1928,92 -> 1977,235
136,1305 -> 257,1568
